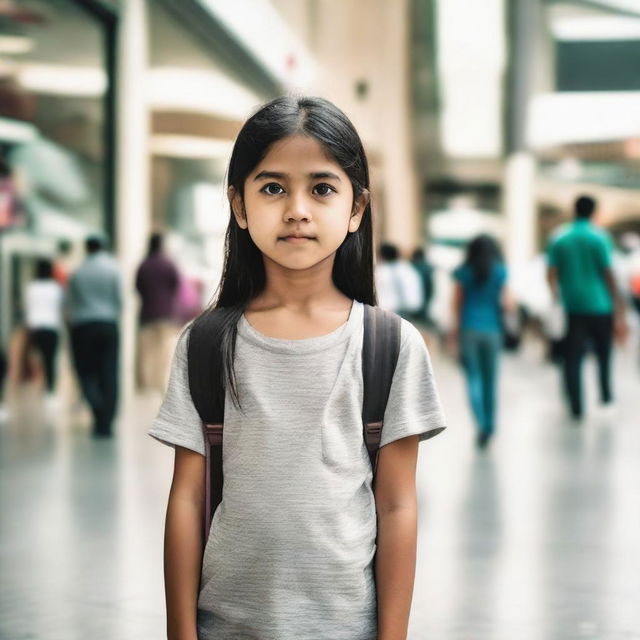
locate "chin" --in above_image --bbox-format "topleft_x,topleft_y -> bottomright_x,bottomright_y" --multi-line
280,258 -> 323,271
267,254 -> 332,271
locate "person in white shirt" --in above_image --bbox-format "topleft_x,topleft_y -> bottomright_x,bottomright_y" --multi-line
375,242 -> 424,319
24,259 -> 64,393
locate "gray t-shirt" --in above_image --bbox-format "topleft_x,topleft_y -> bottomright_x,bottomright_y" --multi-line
148,300 -> 446,640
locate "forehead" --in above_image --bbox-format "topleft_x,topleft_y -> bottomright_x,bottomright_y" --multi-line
251,134 -> 344,176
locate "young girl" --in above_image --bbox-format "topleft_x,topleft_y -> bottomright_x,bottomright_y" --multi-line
149,96 -> 447,640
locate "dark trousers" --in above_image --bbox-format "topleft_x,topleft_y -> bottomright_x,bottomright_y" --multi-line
70,322 -> 119,435
30,329 -> 59,392
564,313 -> 613,417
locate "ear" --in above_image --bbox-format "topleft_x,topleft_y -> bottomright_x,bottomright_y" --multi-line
348,189 -> 370,233
228,186 -> 248,229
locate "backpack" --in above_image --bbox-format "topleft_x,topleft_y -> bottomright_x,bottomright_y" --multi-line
187,304 -> 401,539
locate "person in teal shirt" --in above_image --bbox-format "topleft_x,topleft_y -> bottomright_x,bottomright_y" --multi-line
451,235 -> 515,450
547,195 -> 628,419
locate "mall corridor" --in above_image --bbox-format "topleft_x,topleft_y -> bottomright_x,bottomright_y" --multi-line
1,338 -> 639,640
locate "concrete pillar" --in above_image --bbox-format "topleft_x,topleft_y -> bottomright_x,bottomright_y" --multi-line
504,151 -> 536,266
115,0 -> 150,407
381,0 -> 421,255
503,0 -> 547,268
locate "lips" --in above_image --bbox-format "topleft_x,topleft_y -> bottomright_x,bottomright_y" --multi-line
279,234 -> 316,240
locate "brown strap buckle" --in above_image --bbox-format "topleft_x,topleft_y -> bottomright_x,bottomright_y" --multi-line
365,420 -> 382,446
205,423 -> 223,445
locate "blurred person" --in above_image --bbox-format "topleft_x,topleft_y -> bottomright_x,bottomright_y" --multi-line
52,239 -> 73,286
66,235 -> 122,437
173,273 -> 204,325
135,232 -> 180,394
0,158 -> 9,421
0,346 -> 7,422
375,242 -> 423,320
626,234 -> 640,320
24,259 -> 64,401
450,234 -> 514,450
0,155 -> 22,228
410,247 -> 434,326
546,195 -> 628,420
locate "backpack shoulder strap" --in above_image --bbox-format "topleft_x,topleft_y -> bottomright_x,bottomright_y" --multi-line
362,304 -> 402,486
187,309 -> 226,540
187,309 -> 226,424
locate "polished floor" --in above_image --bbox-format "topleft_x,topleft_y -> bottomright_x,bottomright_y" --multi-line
1,334 -> 639,640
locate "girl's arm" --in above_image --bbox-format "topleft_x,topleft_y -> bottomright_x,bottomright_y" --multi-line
164,446 -> 205,640
374,434 -> 420,640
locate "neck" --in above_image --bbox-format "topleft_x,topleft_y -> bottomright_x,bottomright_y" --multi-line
251,253 -> 347,312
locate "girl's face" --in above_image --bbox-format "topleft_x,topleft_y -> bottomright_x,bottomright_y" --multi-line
229,134 -> 368,272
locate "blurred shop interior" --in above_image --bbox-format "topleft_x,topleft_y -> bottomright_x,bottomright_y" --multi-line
1,0 -> 640,394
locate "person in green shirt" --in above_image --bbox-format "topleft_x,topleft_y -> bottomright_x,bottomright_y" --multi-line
546,195 -> 628,419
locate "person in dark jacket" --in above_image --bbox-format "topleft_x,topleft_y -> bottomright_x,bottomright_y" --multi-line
135,233 -> 180,394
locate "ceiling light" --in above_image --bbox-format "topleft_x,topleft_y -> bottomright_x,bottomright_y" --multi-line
0,116 -> 37,142
17,64 -> 107,96
150,134 -> 233,160
552,16 -> 640,41
0,35 -> 34,54
148,67 -> 260,119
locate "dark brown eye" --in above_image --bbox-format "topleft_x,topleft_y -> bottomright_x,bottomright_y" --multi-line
313,183 -> 336,197
261,183 -> 284,195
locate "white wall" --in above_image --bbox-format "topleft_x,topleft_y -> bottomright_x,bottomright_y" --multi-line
271,0 -> 422,254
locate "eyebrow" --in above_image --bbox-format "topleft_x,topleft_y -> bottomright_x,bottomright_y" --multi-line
253,170 -> 342,182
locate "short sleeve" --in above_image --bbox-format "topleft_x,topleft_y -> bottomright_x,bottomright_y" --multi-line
596,233 -> 613,269
147,327 -> 206,456
379,320 -> 447,448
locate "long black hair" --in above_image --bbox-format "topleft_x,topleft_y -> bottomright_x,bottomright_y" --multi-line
189,96 -> 376,412
464,234 -> 502,284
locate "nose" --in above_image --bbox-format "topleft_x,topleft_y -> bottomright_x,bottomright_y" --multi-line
284,192 -> 312,223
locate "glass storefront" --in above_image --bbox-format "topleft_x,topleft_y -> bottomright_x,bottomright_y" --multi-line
0,0 -> 113,341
